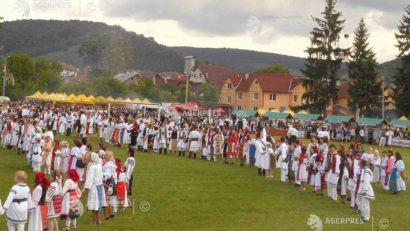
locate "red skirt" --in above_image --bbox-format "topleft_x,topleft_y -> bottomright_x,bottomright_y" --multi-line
40,204 -> 48,229
111,129 -> 120,144
116,182 -> 126,207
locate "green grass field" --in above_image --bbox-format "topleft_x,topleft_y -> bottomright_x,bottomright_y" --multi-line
0,136 -> 408,231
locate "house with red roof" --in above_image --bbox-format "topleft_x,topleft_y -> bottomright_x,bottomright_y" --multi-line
220,73 -> 305,112
188,63 -> 237,88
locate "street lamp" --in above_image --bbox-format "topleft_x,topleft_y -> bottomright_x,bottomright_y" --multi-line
2,56 -> 10,96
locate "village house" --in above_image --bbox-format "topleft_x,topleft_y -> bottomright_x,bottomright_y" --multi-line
220,73 -> 305,112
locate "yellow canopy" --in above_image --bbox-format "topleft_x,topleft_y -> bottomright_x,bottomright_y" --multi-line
115,97 -> 124,102
298,110 -> 308,114
94,96 -> 107,103
26,91 -> 43,100
106,96 -> 114,102
124,98 -> 132,102
283,109 -> 295,115
132,98 -> 142,103
257,109 -> 267,116
87,95 -> 95,101
399,116 -> 408,121
74,94 -> 93,104
142,98 -> 150,104
269,109 -> 280,112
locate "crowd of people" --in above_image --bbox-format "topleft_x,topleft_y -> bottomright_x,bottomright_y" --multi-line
0,102 -> 407,230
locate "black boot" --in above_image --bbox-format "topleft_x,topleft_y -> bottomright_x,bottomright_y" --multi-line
258,168 -> 262,176
159,148 -> 162,154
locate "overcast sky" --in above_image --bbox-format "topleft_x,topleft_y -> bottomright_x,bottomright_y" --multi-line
1,0 -> 408,62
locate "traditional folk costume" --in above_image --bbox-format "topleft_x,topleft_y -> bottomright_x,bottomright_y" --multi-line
158,126 -> 168,154
326,153 -> 341,201
177,128 -> 188,156
356,167 -> 375,222
389,159 -> 406,193
313,152 -> 326,192
3,183 -> 32,231
84,153 -> 106,212
110,123 -> 122,145
28,173 -> 49,231
292,145 -> 302,185
348,155 -> 361,208
372,155 -> 381,183
31,141 -> 43,172
124,156 -> 135,196
213,132 -> 223,161
296,151 -> 308,183
255,138 -> 267,175
383,155 -> 395,190
61,171 -> 82,230
169,129 -> 178,153
188,129 -> 201,158
103,160 -> 118,213
339,157 -> 350,202
117,171 -> 128,209
275,142 -> 289,182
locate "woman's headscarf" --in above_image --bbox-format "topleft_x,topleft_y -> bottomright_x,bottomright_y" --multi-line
91,152 -> 100,164
34,172 -> 50,190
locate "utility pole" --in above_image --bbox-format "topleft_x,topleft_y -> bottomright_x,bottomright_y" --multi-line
2,56 -> 8,96
185,71 -> 190,104
381,76 -> 385,120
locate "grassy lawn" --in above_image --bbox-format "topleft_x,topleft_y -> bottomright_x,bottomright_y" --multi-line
0,135 -> 409,231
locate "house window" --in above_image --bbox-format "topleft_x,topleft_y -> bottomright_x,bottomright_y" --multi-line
237,92 -> 242,100
293,95 -> 298,103
253,106 -> 258,111
227,96 -> 232,104
227,83 -> 232,89
269,93 -> 277,101
237,106 -> 242,110
252,93 -> 258,101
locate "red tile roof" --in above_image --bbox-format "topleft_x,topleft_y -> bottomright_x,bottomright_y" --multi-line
195,64 -> 237,88
236,73 -> 301,93
228,75 -> 242,87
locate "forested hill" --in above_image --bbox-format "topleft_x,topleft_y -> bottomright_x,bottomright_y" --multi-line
0,20 -> 184,72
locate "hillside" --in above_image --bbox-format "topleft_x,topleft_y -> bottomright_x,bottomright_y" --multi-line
173,46 -> 306,75
0,20 -> 184,72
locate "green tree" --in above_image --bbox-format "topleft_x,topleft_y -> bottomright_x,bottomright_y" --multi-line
347,18 -> 381,117
94,76 -> 128,97
255,63 -> 290,74
394,5 -> 410,116
78,30 -> 110,75
133,79 -> 159,101
6,53 -> 36,99
108,35 -> 133,74
197,83 -> 220,103
294,0 -> 348,115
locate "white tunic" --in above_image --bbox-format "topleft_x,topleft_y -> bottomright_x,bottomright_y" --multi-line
357,168 -> 375,199
84,163 -> 106,211
188,130 -> 201,152
3,183 -> 31,224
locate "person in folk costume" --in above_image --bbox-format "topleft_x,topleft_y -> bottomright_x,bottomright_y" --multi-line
46,171 -> 63,231
52,113 -> 59,136
169,126 -> 179,154
147,123 -> 156,152
285,141 -> 295,185
383,150 -> 395,190
389,152 -> 407,194
12,118 -> 20,149
296,145 -> 308,190
326,144 -> 341,201
3,118 -> 13,148
84,152 -> 106,225
204,126 -> 214,161
129,121 -> 139,150
142,122 -> 150,152
58,113 -> 67,136
152,124 -> 160,153
102,151 -> 118,219
254,131 -> 267,176
372,150 -> 382,184
116,161 -> 129,211
97,115 -> 106,139
356,159 -> 375,222
61,169 -> 83,230
213,127 -> 224,163
136,120 -> 145,151
292,140 -> 302,186
307,137 -> 319,186
221,126 -> 230,164
51,138 -> 60,172
158,122 -> 168,154
166,121 -> 173,147
81,144 -> 93,182
68,139 -> 82,172
66,112 -> 73,137
226,129 -> 238,164
59,141 -> 70,180
264,136 -> 275,178
79,111 -> 87,138
313,148 -> 327,195
31,135 -> 43,172
348,150 -> 361,208
187,124 -> 201,159
3,171 -> 31,231
28,172 -> 50,231
106,117 -> 115,143
379,151 -> 388,187
339,151 -> 350,205
386,128 -> 394,147
124,149 -> 135,197
274,137 -> 289,183
122,120 -> 131,146
177,124 -> 188,157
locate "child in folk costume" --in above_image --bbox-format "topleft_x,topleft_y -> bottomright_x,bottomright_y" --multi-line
296,146 -> 308,191
226,129 -> 238,165
46,171 -> 63,231
103,151 -> 118,219
264,136 -> 275,178
254,132 -> 267,176
60,141 -> 71,179
177,125 -> 188,157
84,152 -> 106,225
356,159 -> 375,222
31,135 -> 43,172
372,150 -> 381,184
58,114 -> 67,136
389,152 -> 406,194
3,171 -> 31,231
312,150 -> 326,195
124,149 -> 135,197
52,139 -> 61,172
326,145 -> 341,201
116,164 -> 129,210
28,172 -> 50,231
61,169 -> 83,230
188,124 -> 202,159
136,120 -> 145,151
158,123 -> 168,154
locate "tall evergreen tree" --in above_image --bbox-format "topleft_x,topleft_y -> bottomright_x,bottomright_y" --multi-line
294,0 -> 347,115
394,5 -> 410,116
347,18 -> 381,117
